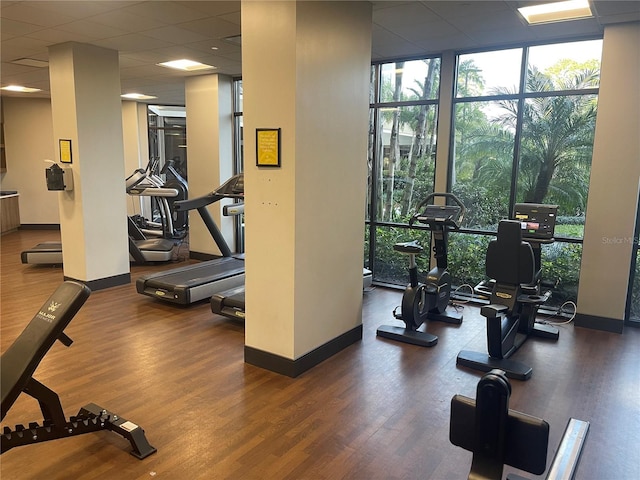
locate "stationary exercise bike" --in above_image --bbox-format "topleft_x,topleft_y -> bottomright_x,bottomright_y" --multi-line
377,192 -> 465,347
457,206 -> 560,380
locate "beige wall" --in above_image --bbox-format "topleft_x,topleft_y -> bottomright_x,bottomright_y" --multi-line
1,97 -> 59,224
577,22 -> 640,326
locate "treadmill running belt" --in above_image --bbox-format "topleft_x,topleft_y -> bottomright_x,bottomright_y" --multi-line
137,257 -> 245,305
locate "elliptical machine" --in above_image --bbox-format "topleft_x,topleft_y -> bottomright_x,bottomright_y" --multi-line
377,192 -> 465,347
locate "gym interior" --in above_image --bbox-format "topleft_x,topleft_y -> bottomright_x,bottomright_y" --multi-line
1,2 -> 639,479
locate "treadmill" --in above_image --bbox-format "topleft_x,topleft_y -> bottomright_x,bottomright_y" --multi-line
211,268 -> 374,321
21,218 -> 175,265
136,174 -> 245,305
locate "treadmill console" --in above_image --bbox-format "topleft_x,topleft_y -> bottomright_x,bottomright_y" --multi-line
513,203 -> 558,241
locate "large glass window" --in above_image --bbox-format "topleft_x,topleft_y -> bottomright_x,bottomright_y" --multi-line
148,105 -> 187,179
449,39 -> 601,306
366,39 -> 602,308
367,57 -> 441,285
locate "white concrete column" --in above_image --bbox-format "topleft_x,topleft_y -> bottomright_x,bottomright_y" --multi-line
242,1 -> 372,375
185,74 -> 234,256
48,41 -> 129,289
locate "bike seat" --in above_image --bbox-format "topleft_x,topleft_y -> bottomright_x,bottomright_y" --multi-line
393,240 -> 423,254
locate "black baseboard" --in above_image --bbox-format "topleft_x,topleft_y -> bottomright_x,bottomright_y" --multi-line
575,313 -> 624,333
20,224 -> 61,230
245,324 -> 363,377
64,273 -> 130,291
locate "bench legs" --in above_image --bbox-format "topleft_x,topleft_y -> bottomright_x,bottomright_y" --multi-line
1,383 -> 156,459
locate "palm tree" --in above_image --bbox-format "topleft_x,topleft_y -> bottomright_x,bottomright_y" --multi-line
514,66 -> 598,205
399,59 -> 439,217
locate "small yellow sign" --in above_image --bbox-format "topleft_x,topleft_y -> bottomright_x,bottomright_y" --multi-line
256,128 -> 280,167
59,139 -> 72,164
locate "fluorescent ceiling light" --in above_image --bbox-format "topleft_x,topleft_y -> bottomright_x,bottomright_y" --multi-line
121,93 -> 157,100
518,0 -> 593,25
157,59 -> 216,71
1,85 -> 42,93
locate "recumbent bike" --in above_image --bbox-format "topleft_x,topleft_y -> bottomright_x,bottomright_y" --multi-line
457,204 -> 560,380
377,192 -> 465,347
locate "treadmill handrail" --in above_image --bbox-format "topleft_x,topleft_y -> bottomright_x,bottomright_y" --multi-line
174,193 -> 223,211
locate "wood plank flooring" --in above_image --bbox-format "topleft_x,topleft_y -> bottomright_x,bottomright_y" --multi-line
1,229 -> 639,479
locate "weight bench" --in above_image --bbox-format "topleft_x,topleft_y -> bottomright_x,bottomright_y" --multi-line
450,369 -> 589,480
1,281 -> 156,459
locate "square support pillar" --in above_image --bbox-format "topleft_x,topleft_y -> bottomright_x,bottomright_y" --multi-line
242,1 -> 372,375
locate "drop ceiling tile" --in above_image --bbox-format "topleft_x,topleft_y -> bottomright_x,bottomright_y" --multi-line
25,27 -> 96,45
180,1 -> 241,17
121,1 -> 210,25
88,9 -> 168,33
21,0 -> 134,19
373,2 -> 441,29
0,17 -> 46,38
140,25 -> 212,44
0,2 -> 78,28
56,19 -> 131,39
97,33 -> 175,53
178,16 -> 241,39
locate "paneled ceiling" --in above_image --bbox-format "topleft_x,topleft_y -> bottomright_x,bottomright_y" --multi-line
1,1 -> 639,105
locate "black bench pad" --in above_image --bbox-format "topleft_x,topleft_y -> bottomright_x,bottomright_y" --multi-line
1,281 -> 90,420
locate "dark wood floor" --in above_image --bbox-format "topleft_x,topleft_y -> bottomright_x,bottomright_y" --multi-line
2,229 -> 639,479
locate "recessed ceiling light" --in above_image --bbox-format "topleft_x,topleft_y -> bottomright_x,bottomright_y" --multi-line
121,93 -> 158,100
11,58 -> 49,68
1,85 -> 42,93
518,0 -> 593,25
157,59 -> 216,71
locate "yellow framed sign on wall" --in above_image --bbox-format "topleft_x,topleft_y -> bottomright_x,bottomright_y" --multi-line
256,128 -> 281,167
59,139 -> 72,164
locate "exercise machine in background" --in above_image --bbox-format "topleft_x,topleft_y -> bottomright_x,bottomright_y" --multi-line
211,191 -> 372,321
136,174 -> 246,305
1,281 -> 156,459
377,192 -> 465,347
20,217 -> 175,266
21,160 -> 180,266
450,369 -> 589,480
126,157 -> 188,241
457,204 -> 560,380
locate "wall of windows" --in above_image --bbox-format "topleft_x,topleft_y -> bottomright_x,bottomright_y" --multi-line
366,58 -> 441,284
366,39 -> 603,307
